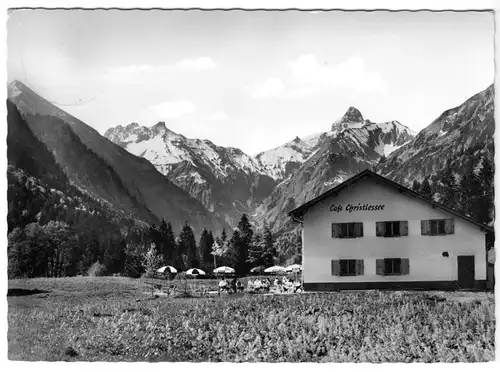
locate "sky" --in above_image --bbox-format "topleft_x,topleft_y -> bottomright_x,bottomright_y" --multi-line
7,10 -> 495,155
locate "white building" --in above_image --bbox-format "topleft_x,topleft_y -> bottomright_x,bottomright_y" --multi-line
289,170 -> 493,291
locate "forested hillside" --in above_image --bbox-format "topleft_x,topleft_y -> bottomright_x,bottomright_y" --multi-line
7,99 -> 284,278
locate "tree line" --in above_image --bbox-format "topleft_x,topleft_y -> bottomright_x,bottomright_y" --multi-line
7,99 -> 296,279
7,133 -> 290,279
7,160 -> 283,278
410,154 -> 494,225
141,213 -> 280,277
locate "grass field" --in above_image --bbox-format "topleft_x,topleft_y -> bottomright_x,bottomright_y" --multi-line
8,276 -> 495,362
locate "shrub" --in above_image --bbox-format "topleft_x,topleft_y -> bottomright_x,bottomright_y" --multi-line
141,243 -> 163,278
87,262 -> 107,277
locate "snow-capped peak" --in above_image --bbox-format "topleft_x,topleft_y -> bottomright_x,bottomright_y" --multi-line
339,106 -> 364,123
255,133 -> 324,180
256,108 -> 416,180
331,107 -> 367,131
104,121 -> 268,180
8,81 -> 23,98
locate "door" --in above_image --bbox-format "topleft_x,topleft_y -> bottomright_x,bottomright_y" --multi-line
457,255 -> 475,289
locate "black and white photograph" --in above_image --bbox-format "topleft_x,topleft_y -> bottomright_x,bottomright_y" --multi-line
4,1 -> 496,363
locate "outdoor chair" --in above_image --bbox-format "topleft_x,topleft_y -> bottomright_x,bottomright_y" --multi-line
164,284 -> 177,297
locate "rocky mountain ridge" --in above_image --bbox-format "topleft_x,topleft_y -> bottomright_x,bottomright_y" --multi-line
252,85 -> 493,234
104,122 -> 277,227
378,84 -> 494,185
104,107 -> 415,227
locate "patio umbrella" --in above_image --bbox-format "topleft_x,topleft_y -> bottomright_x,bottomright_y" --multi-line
250,266 -> 265,274
285,264 -> 303,273
285,264 -> 303,283
214,266 -> 235,274
157,265 -> 178,274
264,265 -> 287,274
186,268 -> 206,276
156,266 -> 177,292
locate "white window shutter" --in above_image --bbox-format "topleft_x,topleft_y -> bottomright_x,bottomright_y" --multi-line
401,258 -> 410,275
445,219 -> 455,234
376,222 -> 385,237
331,260 -> 340,276
401,221 -> 409,236
376,259 -> 385,275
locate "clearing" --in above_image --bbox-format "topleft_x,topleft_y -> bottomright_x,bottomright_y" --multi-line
8,276 -> 495,362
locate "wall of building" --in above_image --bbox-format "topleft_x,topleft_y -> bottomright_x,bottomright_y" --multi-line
302,178 -> 487,287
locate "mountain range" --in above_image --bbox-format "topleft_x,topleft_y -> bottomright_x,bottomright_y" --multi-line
104,122 -> 276,227
253,107 -> 417,233
7,80 -> 494,240
104,105 -> 416,229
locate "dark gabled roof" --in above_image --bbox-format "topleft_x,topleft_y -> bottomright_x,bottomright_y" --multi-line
288,169 -> 493,233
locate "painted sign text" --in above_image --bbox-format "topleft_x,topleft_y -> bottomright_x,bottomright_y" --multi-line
329,203 -> 385,213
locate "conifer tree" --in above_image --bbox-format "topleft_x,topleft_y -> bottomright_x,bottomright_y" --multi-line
158,219 -> 168,259
199,228 -> 215,271
439,165 -> 459,209
475,157 -> 495,224
478,157 -> 494,195
247,232 -> 264,268
262,225 -> 277,267
221,228 -> 227,243
229,228 -> 245,273
411,179 -> 421,192
148,223 -> 161,254
234,214 -> 253,274
163,222 -> 176,265
458,172 -> 482,217
420,177 -> 432,199
178,221 -> 199,269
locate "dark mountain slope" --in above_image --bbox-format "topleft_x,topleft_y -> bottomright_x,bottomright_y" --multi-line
378,84 -> 494,184
8,80 -> 227,234
6,100 -> 150,233
15,106 -> 155,224
7,99 -> 69,191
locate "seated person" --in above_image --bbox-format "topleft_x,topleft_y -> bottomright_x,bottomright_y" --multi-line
262,278 -> 270,291
236,279 -> 244,292
247,278 -> 254,289
285,279 -> 295,292
230,278 -> 237,293
294,280 -> 302,292
219,279 -> 228,291
254,278 -> 262,290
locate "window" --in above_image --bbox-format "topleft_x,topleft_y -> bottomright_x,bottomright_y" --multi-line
376,258 -> 410,276
376,221 -> 408,237
340,259 -> 357,276
430,220 -> 445,235
421,219 -> 454,236
332,222 -> 363,238
384,258 -> 401,275
331,259 -> 364,276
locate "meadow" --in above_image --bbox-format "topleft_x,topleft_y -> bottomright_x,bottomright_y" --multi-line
8,276 -> 495,362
